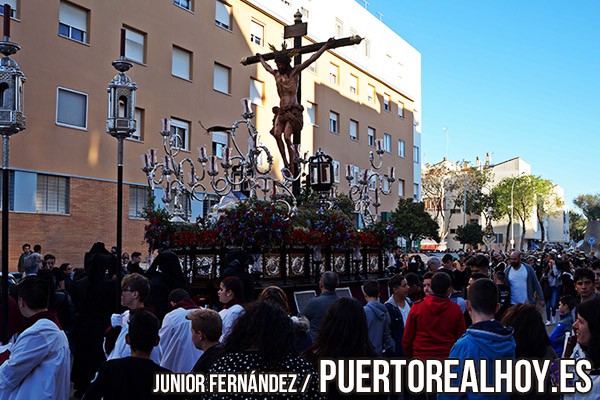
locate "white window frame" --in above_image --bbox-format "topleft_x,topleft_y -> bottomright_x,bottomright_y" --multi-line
335,18 -> 343,37
250,20 -> 264,46
124,27 -> 145,64
174,0 -> 193,11
349,119 -> 358,141
398,179 -> 405,197
212,131 -> 228,158
364,38 -> 371,58
398,101 -> 404,118
249,78 -> 263,106
329,111 -> 339,133
367,127 -> 375,147
332,160 -> 341,184
383,133 -> 391,153
349,74 -> 358,94
172,46 -> 192,80
413,146 -> 420,164
215,0 -> 231,30
414,183 -> 420,200
58,1 -> 88,43
398,139 -> 405,158
170,118 -> 190,151
0,0 -> 17,18
329,63 -> 339,85
56,87 -> 88,130
36,174 -> 70,215
307,102 -> 317,126
213,63 -> 231,94
383,94 -> 390,112
129,185 -> 148,219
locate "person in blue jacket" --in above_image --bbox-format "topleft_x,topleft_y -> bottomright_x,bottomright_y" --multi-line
549,295 -> 575,357
438,278 -> 516,400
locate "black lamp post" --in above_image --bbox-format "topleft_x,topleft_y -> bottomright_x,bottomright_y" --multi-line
106,29 -> 137,305
0,4 -> 25,344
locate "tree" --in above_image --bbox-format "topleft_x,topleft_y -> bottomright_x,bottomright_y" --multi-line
533,177 -> 564,245
389,198 -> 440,251
574,194 -> 600,221
569,211 -> 587,242
491,175 -> 536,251
421,160 -> 493,245
454,223 -> 484,249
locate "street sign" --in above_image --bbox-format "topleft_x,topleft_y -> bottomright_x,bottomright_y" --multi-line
587,236 -> 597,246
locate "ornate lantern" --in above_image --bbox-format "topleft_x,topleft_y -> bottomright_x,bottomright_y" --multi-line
0,7 -> 25,135
308,148 -> 334,193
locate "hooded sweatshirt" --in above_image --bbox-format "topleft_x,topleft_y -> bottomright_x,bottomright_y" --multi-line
438,320 -> 516,400
402,294 -> 466,359
364,301 -> 395,356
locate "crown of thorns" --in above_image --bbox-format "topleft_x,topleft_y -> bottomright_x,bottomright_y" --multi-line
269,42 -> 300,64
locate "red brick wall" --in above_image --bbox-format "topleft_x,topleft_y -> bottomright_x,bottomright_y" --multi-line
1,177 -> 148,271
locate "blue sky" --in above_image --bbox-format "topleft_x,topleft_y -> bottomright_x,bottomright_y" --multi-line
357,0 -> 600,209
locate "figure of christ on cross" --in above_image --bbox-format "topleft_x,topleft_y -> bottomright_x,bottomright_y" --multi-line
256,38 -> 335,173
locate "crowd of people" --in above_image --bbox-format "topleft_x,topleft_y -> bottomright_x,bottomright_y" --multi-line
0,242 -> 599,399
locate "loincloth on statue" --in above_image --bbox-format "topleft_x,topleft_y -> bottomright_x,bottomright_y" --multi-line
270,105 -> 304,136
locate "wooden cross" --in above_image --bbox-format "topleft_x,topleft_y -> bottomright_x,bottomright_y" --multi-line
242,12 -> 361,196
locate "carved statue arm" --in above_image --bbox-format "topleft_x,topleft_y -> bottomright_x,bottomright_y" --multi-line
294,37 -> 335,74
256,53 -> 276,75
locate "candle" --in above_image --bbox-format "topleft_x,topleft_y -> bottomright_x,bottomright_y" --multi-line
272,183 -> 277,197
198,146 -> 207,161
189,171 -> 195,185
210,156 -> 218,174
224,147 -> 231,164
164,155 -> 170,170
120,28 -> 126,58
150,148 -> 156,165
376,139 -> 383,152
3,4 -> 10,39
346,164 -> 352,177
162,118 -> 171,133
143,154 -> 149,169
363,169 -> 369,182
389,166 -> 395,179
243,98 -> 251,114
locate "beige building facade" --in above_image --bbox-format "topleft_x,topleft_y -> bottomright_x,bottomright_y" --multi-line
2,0 -> 420,268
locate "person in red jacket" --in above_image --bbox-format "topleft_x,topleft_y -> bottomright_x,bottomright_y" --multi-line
402,271 -> 466,360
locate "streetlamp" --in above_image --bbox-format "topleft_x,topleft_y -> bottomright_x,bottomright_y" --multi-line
510,172 -> 525,249
0,4 -> 26,344
106,29 -> 137,289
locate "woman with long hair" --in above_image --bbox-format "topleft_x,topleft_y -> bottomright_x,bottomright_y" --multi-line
217,276 -> 245,343
564,297 -> 600,399
208,300 -> 321,399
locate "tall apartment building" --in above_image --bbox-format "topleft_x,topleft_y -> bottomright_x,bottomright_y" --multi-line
1,0 -> 421,268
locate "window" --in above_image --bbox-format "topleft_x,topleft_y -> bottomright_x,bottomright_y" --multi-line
129,185 -> 148,218
59,1 -> 88,43
36,174 -> 69,214
363,39 -> 371,58
349,119 -> 358,140
307,102 -> 317,125
335,18 -> 343,37
413,183 -> 420,200
0,171 -> 14,211
329,63 -> 339,85
383,94 -> 390,111
212,131 -> 228,158
124,27 -> 145,64
413,146 -> 420,163
300,7 -> 309,19
249,78 -> 263,105
367,127 -> 375,147
398,102 -> 404,118
250,20 -> 264,46
329,111 -> 339,133
172,46 -> 192,80
170,118 -> 190,151
56,87 -> 87,130
332,161 -> 341,183
215,1 -> 231,30
174,0 -> 192,11
352,166 -> 360,182
350,28 -> 358,45
308,60 -> 318,74
349,74 -> 358,94
202,194 -> 219,219
383,133 -> 391,153
398,139 -> 405,158
0,0 -> 17,18
367,84 -> 375,103
397,179 -> 405,197
128,108 -> 144,141
213,63 -> 231,94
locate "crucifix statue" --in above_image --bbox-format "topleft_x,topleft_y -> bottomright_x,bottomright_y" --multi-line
242,12 -> 361,188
